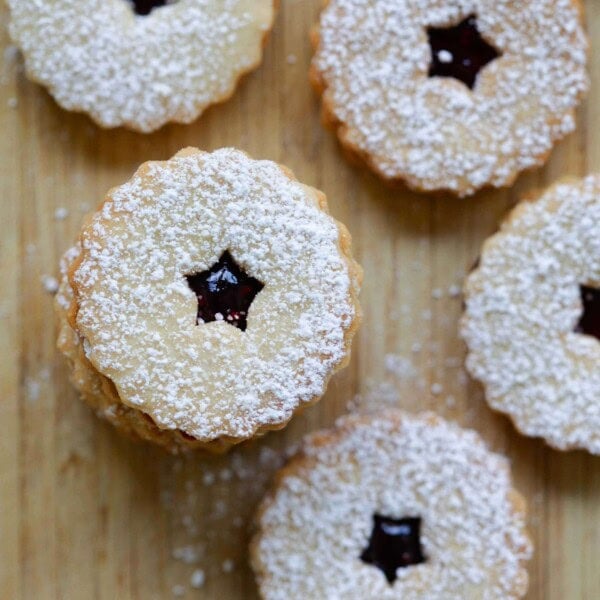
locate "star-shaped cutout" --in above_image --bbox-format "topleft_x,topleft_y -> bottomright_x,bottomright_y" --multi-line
427,15 -> 501,89
129,0 -> 170,16
360,515 -> 426,584
575,285 -> 600,341
185,251 -> 264,332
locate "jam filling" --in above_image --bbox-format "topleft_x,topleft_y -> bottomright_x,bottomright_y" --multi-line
130,0 -> 170,16
360,515 -> 426,584
575,285 -> 600,341
185,251 -> 264,332
427,15 -> 500,89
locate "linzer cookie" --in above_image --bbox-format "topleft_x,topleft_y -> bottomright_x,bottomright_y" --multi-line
310,0 -> 588,196
462,176 -> 600,453
56,148 -> 362,452
251,412 -> 531,599
8,0 -> 276,132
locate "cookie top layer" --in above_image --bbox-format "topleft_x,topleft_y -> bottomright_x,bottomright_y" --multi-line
462,176 -> 600,453
311,0 -> 588,196
8,0 -> 275,132
70,148 -> 361,442
252,412 -> 531,599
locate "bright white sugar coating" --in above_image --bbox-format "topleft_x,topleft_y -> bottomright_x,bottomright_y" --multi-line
253,413 -> 531,599
8,0 -> 274,132
313,0 -> 588,195
72,149 -> 357,441
462,176 -> 600,453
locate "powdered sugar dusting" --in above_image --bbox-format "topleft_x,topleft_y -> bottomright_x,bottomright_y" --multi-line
312,0 -> 588,195
252,412 -> 531,599
462,176 -> 600,453
8,0 -> 275,132
71,148 -> 360,441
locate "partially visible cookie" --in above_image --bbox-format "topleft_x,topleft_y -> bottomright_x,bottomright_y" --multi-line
56,148 -> 362,452
8,0 -> 276,132
55,245 -> 224,452
310,0 -> 588,196
462,176 -> 600,453
251,411 -> 531,599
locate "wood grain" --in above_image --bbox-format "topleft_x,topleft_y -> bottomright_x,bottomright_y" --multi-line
1,1 -> 599,598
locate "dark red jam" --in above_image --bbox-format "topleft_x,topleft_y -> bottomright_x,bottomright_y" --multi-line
131,0 -> 169,16
185,251 -> 263,332
575,285 -> 600,341
360,515 -> 426,584
427,15 -> 500,89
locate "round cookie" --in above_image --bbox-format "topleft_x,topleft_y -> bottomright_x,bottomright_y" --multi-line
310,0 -> 588,196
60,147 -> 362,451
8,0 -> 276,132
462,176 -> 600,453
251,411 -> 531,599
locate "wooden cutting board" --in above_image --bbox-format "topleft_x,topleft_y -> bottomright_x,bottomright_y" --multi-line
1,2 -> 599,598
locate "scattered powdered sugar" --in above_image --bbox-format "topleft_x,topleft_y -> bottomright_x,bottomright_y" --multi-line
25,377 -> 41,403
24,367 -> 51,404
448,284 -> 462,298
252,412 -> 531,599
172,545 -> 204,565
348,381 -> 402,414
160,439 -> 291,592
72,148 -> 359,442
384,353 -> 418,381
437,49 -> 453,64
41,274 -> 59,295
430,382 -> 443,395
221,558 -> 235,573
7,0 -> 275,132
462,176 -> 600,453
190,569 -> 205,589
313,0 -> 588,195
350,339 -> 470,416
3,45 -> 19,66
54,207 -> 69,221
1,44 -> 21,85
